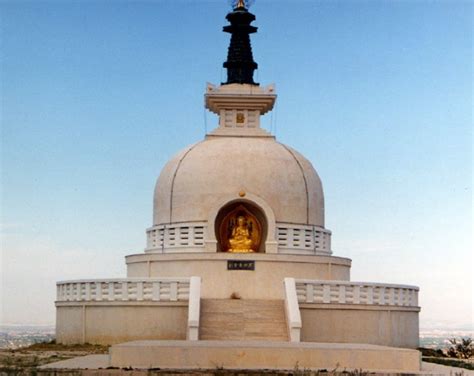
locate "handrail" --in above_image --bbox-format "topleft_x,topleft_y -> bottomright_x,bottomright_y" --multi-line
57,277 -> 191,284
295,279 -> 419,291
56,278 -> 191,303
146,222 -> 206,251
284,278 -> 302,342
295,280 -> 419,307
187,276 -> 201,340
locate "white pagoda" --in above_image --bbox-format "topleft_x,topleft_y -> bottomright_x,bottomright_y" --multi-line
54,2 -> 421,371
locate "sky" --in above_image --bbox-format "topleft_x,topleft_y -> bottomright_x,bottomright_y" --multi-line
1,0 -> 472,330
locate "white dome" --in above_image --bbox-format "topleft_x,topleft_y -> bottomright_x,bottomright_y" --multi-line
153,136 -> 325,227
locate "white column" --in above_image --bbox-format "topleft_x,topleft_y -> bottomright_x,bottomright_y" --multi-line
189,226 -> 195,247
85,283 -> 91,301
287,229 -> 294,249
76,283 -> 81,301
66,284 -> 69,300
284,278 -> 302,342
323,284 -> 331,303
306,283 -> 314,303
121,282 -> 128,301
367,286 -> 374,304
152,282 -> 161,301
136,282 -> 144,301
388,287 -> 395,305
379,287 -> 385,305
312,226 -> 317,253
398,288 -> 404,306
353,285 -> 360,304
170,282 -> 178,301
187,276 -> 201,341
338,285 -> 346,304
96,282 -> 102,301
108,282 -> 114,301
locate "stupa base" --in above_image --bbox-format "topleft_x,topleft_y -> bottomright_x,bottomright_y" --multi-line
109,340 -> 421,372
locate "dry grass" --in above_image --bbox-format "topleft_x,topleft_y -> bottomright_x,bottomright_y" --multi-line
0,340 -> 108,374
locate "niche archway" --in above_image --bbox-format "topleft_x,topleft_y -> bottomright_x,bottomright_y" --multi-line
215,201 -> 267,253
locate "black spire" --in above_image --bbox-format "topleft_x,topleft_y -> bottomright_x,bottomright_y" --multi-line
222,1 -> 258,85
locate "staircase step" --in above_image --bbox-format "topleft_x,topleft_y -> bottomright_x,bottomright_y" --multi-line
199,299 -> 288,341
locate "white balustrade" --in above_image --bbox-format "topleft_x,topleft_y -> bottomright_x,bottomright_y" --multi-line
187,276 -> 201,341
284,278 -> 302,342
56,278 -> 191,303
146,222 -> 206,252
146,221 -> 332,254
277,223 -> 332,254
295,280 -> 419,307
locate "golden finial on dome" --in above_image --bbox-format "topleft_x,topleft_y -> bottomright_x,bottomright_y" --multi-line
230,0 -> 255,10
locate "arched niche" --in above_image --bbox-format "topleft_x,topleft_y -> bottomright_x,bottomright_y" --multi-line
215,202 -> 266,253
205,193 -> 278,253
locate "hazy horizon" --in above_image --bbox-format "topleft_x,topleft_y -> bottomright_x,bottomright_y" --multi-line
1,324 -> 472,351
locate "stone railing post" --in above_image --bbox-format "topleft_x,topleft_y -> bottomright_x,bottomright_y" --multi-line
323,284 -> 331,303
152,281 -> 160,301
284,277 -> 302,342
96,282 -> 102,301
187,276 -> 201,341
170,282 -> 178,301
85,283 -> 91,301
108,282 -> 114,301
413,289 -> 419,306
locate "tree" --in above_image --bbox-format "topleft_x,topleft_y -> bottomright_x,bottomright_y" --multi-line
447,337 -> 473,359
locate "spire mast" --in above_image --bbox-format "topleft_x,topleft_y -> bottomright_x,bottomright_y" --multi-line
223,1 -> 258,85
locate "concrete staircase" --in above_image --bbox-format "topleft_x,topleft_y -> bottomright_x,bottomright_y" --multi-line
199,299 -> 288,341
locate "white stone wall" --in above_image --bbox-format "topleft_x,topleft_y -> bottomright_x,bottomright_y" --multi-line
126,253 -> 352,299
56,303 -> 188,344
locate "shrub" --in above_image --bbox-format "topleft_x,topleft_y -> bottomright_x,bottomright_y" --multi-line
447,337 -> 473,359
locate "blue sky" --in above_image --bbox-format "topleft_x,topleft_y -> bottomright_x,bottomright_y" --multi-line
1,0 -> 472,328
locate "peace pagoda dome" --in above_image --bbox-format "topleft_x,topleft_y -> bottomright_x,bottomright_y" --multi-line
148,90 -> 332,255
152,134 -> 326,244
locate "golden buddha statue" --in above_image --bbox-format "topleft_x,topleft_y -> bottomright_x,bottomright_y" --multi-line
228,216 -> 254,253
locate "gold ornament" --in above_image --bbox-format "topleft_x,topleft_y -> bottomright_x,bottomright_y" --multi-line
219,204 -> 261,253
236,112 -> 245,124
228,216 -> 253,253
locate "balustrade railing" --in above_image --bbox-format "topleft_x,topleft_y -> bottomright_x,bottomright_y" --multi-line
187,276 -> 201,340
146,222 -> 206,252
145,221 -> 332,254
284,278 -> 302,342
277,224 -> 332,254
56,278 -> 190,302
295,280 -> 419,307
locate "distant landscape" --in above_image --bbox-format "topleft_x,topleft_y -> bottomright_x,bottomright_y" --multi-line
420,328 -> 474,349
0,325 -> 472,350
0,325 -> 55,349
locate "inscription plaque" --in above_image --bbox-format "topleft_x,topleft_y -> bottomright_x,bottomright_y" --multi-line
227,260 -> 255,271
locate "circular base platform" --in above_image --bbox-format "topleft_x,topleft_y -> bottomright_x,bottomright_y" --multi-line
126,253 -> 351,299
109,340 -> 421,372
